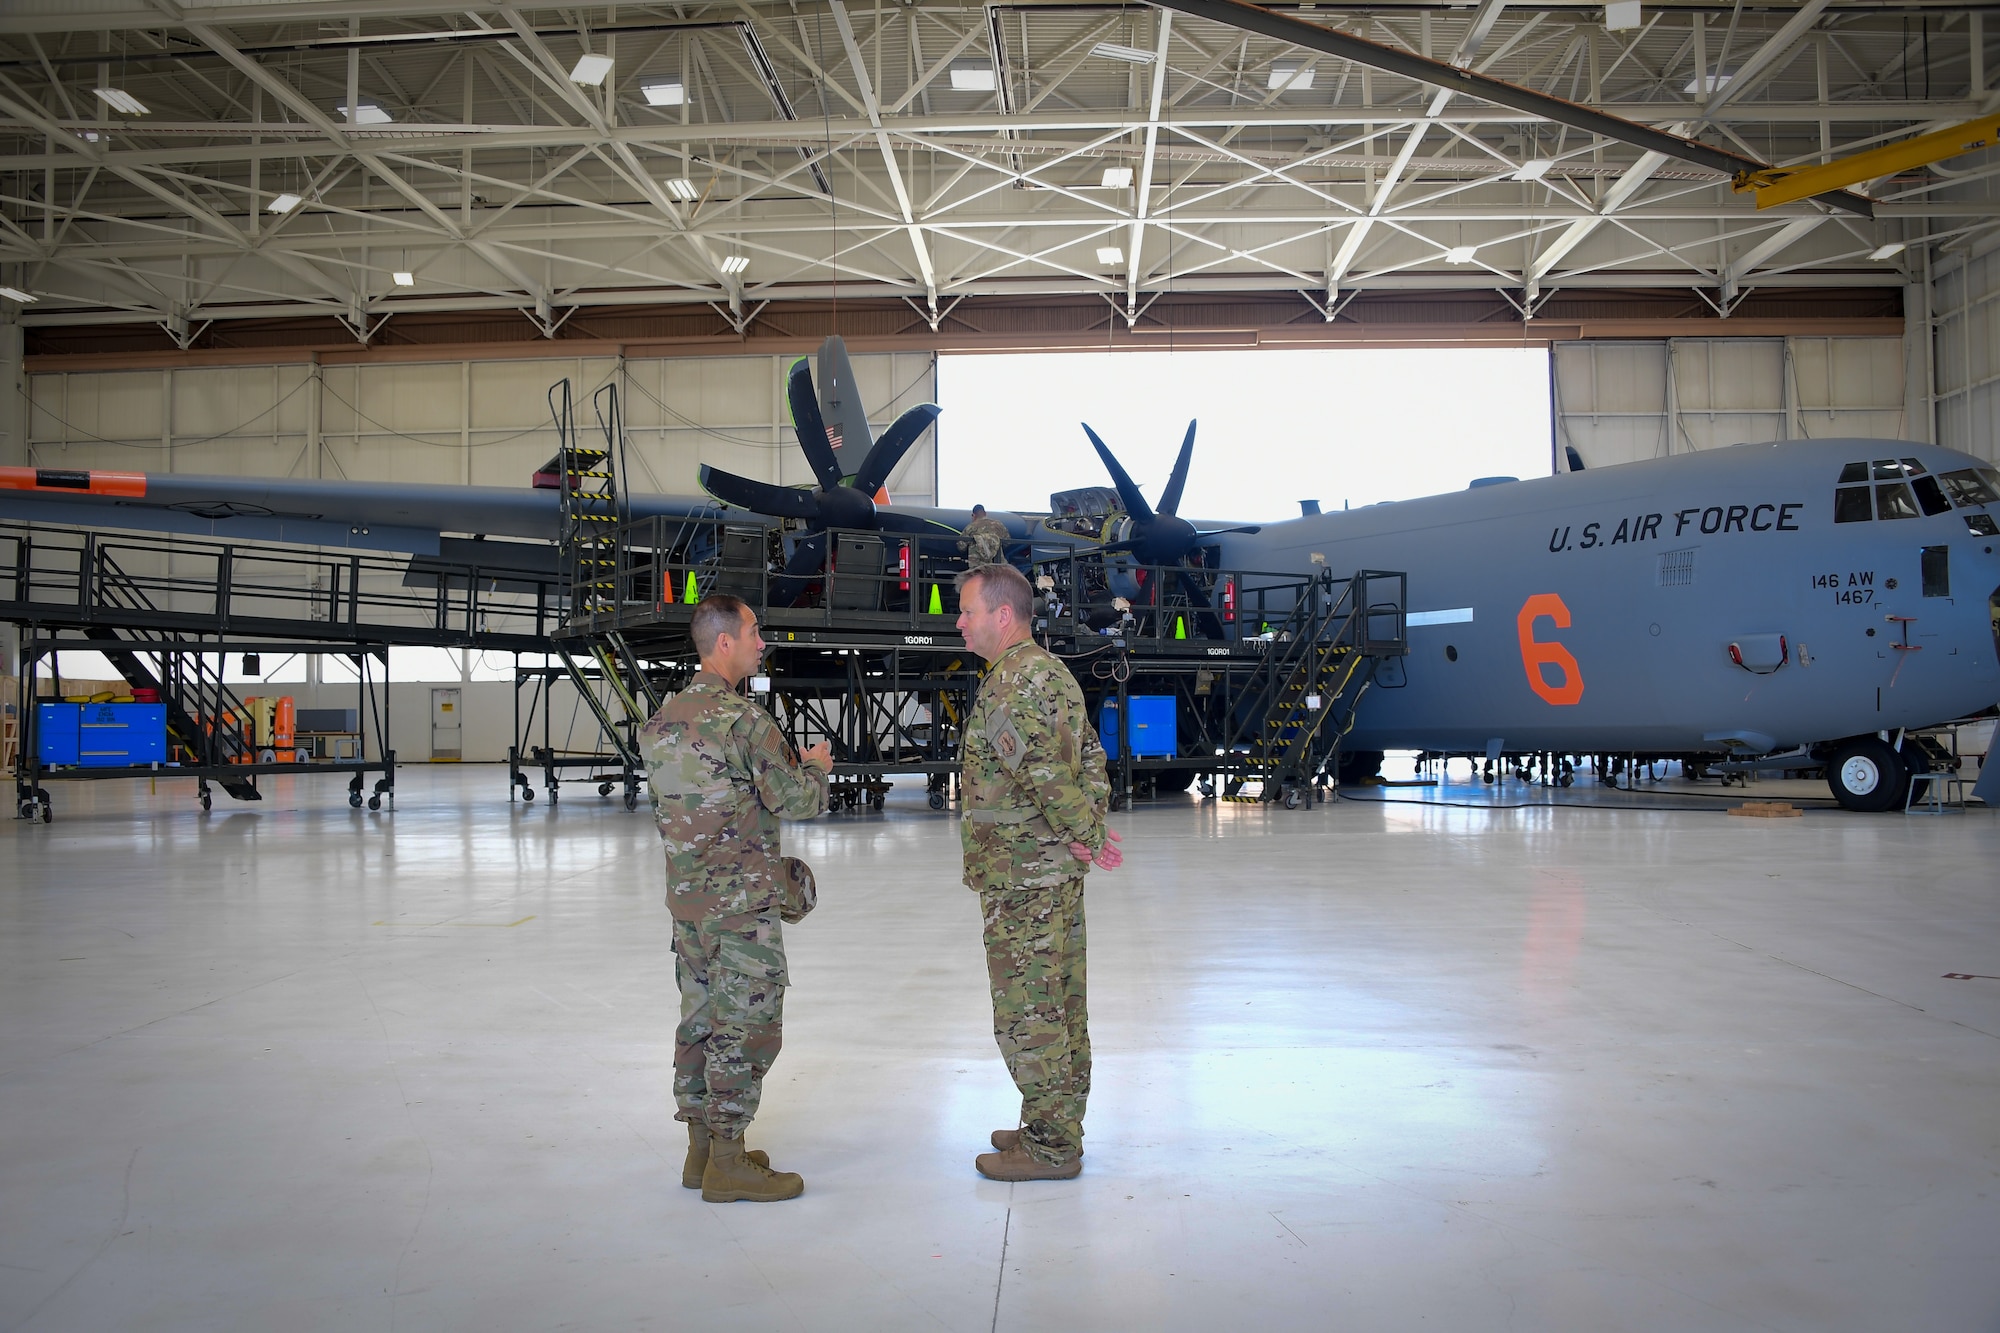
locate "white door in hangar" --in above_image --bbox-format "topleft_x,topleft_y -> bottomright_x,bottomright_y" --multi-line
431,687 -> 462,761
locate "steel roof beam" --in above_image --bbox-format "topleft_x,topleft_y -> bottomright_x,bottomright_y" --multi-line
1145,0 -> 1876,216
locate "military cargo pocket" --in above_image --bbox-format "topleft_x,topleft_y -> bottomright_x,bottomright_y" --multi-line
717,916 -> 789,987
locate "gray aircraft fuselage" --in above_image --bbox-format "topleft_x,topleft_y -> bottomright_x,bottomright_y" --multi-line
1192,439 -> 2000,755
6,438 -> 1997,761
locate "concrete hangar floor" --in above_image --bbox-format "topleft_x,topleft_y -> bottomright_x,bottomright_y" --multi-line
1,765 -> 1995,1333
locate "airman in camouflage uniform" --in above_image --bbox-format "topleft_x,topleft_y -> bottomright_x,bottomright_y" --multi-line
642,594 -> 832,1202
955,563 -> 1122,1181
961,505 -> 1012,568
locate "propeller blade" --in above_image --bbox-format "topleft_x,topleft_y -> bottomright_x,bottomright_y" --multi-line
783,531 -> 829,577
1173,567 -> 1224,639
1157,420 -> 1197,517
852,403 -> 941,496
700,465 -> 820,520
1194,524 -> 1262,537
767,531 -> 830,607
1173,567 -> 1213,610
787,359 -> 845,491
1081,424 -> 1155,524
816,335 -> 876,463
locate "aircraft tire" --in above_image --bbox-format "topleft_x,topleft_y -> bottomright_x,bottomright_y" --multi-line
1152,767 -> 1197,794
1825,738 -> 1911,812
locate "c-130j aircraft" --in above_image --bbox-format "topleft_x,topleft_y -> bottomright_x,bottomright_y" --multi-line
3,336 -> 1997,812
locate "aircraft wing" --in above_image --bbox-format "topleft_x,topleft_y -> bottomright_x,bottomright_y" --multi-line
0,466 -> 723,553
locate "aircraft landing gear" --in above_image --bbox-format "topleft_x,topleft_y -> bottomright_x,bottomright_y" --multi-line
1825,737 -> 1911,812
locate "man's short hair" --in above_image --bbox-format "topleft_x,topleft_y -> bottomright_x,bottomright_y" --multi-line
971,504 -> 986,517
691,594 -> 753,657
956,563 -> 1032,621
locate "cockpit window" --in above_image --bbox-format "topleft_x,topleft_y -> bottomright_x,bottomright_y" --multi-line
1873,458 -> 1919,480
1838,461 -> 1870,484
1834,486 -> 1872,523
1912,474 -> 1953,515
1940,468 -> 2000,507
1876,482 -> 1920,520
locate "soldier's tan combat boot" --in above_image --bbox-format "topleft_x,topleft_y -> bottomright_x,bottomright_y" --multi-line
975,1143 -> 1081,1182
701,1135 -> 804,1202
683,1122 -> 769,1189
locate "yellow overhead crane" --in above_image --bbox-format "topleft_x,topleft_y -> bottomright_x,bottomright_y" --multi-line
1734,113 -> 2000,208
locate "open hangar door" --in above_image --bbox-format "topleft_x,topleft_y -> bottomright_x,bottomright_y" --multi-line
1553,336 -> 1910,471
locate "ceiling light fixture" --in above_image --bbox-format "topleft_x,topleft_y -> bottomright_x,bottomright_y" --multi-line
93,87 -> 148,116
1514,159 -> 1554,182
1604,0 -> 1642,31
392,271 -> 415,287
1091,42 -> 1156,65
720,254 -> 750,275
1101,167 -> 1134,189
570,53 -> 615,86
1870,242 -> 1907,261
1444,245 -> 1478,264
950,62 -> 997,91
0,286 -> 36,304
1268,63 -> 1315,91
1096,246 -> 1124,265
664,177 -> 700,202
336,102 -> 392,125
266,192 -> 303,214
642,81 -> 686,106
1683,72 -> 1733,95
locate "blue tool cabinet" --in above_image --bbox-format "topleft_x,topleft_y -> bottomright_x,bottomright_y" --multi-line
38,703 -> 167,767
1099,696 -> 1177,758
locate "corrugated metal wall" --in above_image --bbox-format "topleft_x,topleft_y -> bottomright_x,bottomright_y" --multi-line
1930,236 -> 2000,464
24,351 -> 941,505
1552,337 -> 1910,471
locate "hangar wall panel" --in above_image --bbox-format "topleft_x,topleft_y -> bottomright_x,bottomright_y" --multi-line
20,349 -> 936,710
1931,235 -> 2000,464
26,351 -> 939,505
1554,337 -> 1907,469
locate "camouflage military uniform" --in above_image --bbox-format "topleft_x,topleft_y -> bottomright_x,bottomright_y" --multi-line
961,639 -> 1111,1166
962,515 -> 1011,568
642,669 -> 829,1139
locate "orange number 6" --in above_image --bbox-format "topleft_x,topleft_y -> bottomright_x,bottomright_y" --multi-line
1517,593 -> 1585,706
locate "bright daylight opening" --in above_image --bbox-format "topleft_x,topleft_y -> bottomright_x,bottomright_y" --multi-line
936,347 -> 1553,520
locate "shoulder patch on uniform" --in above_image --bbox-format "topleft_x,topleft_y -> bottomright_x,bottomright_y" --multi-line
988,706 -> 1028,771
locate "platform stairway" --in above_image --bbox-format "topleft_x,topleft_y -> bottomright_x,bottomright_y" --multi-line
549,379 -> 629,630
539,631 -> 663,810
77,549 -> 263,801
1225,570 -> 1407,808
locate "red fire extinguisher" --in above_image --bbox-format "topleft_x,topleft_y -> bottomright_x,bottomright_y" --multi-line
1221,576 -> 1237,623
897,541 -> 910,592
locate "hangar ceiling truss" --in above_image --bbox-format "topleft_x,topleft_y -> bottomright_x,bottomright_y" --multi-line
0,0 -> 1992,344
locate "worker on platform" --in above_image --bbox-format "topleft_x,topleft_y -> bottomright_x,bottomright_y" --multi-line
954,562 -> 1122,1181
640,593 -> 833,1202
961,504 -> 1011,568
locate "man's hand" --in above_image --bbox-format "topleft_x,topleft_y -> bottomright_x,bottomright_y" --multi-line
1069,828 -> 1122,870
801,741 -> 834,774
